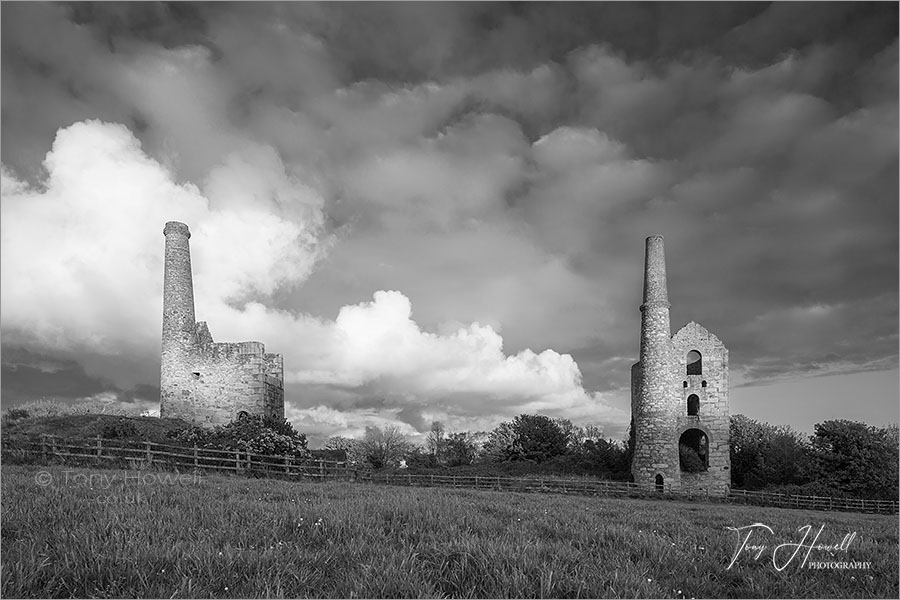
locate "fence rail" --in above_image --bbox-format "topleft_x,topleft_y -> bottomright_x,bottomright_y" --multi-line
2,435 -> 896,515
359,472 -> 898,514
1,434 -> 353,480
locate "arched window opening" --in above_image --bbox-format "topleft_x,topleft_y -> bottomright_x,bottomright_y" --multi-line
686,350 -> 702,375
679,429 -> 708,473
683,381 -> 688,388
687,394 -> 700,416
701,380 -> 707,388
655,474 -> 664,493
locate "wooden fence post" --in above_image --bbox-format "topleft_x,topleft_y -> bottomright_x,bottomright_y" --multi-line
41,434 -> 48,462
318,460 -> 324,478
193,444 -> 198,469
145,442 -> 152,465
96,435 -> 102,459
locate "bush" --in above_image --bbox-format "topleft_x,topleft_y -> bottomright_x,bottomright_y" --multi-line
101,418 -> 139,439
169,414 -> 310,458
3,408 -> 30,421
679,443 -> 706,473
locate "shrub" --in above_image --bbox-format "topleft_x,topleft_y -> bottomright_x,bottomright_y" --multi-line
101,418 -> 139,439
2,407 -> 30,423
679,443 -> 706,473
169,413 -> 310,458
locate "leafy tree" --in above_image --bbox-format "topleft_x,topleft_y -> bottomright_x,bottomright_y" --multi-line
729,414 -> 810,489
552,417 -> 579,450
481,414 -> 573,463
480,420 -> 523,462
403,445 -> 438,468
323,436 -> 364,464
625,421 -> 635,477
807,419 -> 899,500
359,425 -> 410,468
512,415 -> 569,462
577,437 -> 629,475
425,421 -> 447,463
444,432 -> 478,466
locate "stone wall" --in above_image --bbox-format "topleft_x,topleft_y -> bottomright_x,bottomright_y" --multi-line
159,221 -> 285,427
672,322 -> 731,494
630,236 -> 731,496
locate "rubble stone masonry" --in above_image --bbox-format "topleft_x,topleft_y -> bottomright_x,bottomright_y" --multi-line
631,236 -> 731,496
160,222 -> 284,426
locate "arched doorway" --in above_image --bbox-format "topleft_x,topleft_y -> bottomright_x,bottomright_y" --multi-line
679,428 -> 708,472
687,394 -> 700,416
655,474 -> 664,493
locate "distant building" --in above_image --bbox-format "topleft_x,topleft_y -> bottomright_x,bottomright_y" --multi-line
630,236 -> 730,496
159,221 -> 284,426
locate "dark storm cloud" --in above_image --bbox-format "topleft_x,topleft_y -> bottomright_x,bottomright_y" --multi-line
2,2 -> 896,438
1,347 -> 159,406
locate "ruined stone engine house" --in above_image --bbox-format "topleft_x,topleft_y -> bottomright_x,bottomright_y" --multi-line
631,235 -> 731,495
159,221 -> 284,426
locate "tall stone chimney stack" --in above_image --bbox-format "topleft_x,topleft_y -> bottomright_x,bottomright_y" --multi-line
632,235 -> 678,487
161,221 -> 196,417
640,235 -> 671,362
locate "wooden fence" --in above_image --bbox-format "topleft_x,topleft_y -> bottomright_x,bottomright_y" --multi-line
724,487 -> 898,514
360,472 -> 898,514
2,435 -> 896,515
1,434 -> 353,480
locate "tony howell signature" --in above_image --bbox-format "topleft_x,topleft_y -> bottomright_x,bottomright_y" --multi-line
726,523 -> 863,572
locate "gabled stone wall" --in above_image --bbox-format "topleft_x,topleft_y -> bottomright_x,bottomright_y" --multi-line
671,322 -> 731,494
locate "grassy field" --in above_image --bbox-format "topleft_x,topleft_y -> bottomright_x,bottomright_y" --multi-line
1,464 -> 897,598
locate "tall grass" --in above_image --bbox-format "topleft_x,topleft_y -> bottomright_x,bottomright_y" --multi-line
2,464 -> 896,598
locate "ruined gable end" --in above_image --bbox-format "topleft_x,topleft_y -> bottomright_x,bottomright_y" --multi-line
159,221 -> 285,427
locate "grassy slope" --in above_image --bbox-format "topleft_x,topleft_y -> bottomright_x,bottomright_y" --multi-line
1,464 -> 897,598
1,414 -> 193,443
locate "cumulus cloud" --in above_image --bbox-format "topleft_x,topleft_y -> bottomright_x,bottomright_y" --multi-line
0,120 -> 325,354
2,2 -> 896,441
1,119 -> 619,439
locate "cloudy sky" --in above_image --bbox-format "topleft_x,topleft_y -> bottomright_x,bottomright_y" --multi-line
2,2 -> 897,446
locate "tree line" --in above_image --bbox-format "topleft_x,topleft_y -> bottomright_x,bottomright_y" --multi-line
323,414 -> 899,500
3,400 -> 896,500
